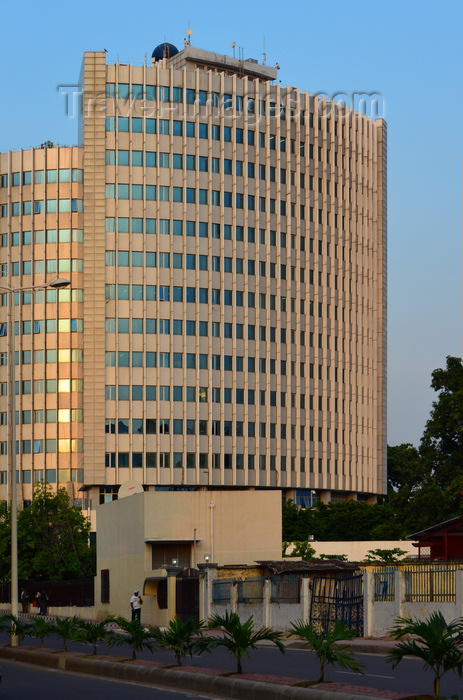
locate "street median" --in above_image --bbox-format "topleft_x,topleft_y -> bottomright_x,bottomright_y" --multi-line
0,644 -> 395,700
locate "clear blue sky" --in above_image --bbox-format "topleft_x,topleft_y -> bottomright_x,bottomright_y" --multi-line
0,0 -> 460,446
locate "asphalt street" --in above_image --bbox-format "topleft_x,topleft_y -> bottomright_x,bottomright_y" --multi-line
0,658 -> 203,700
0,631 -> 461,697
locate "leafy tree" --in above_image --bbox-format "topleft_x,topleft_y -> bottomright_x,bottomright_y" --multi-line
283,541 -> 316,559
387,612 -> 463,698
319,554 -> 348,561
208,611 -> 285,673
28,616 -> 54,646
364,548 -> 408,563
386,444 -> 423,492
7,614 -> 32,645
107,616 -> 157,660
0,483 -> 95,581
75,615 -> 116,655
419,356 -> 463,512
290,620 -> 365,682
150,617 -> 206,666
282,500 -> 311,542
49,614 -> 82,651
0,613 -> 13,635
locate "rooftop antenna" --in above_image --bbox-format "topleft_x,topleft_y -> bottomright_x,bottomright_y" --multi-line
262,36 -> 266,65
186,22 -> 193,44
144,52 -> 147,66
231,41 -> 236,58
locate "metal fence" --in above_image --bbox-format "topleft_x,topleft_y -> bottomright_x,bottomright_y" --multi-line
212,579 -> 232,604
372,567 -> 396,601
237,577 -> 264,603
271,574 -> 301,603
404,563 -> 463,602
0,578 -> 95,607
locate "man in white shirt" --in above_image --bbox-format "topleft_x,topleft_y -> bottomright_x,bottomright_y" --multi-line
129,590 -> 142,622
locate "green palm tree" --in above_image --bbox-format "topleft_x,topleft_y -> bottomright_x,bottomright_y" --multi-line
49,614 -> 82,651
6,614 -> 32,645
107,616 -> 156,660
0,613 -> 14,636
28,615 -> 54,646
150,616 -> 206,666
387,612 -> 463,698
290,620 -> 364,682
208,611 -> 285,674
75,615 -> 116,655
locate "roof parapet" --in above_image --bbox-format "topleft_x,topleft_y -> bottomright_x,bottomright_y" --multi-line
164,45 -> 278,81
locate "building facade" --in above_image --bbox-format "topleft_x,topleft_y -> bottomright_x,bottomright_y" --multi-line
0,43 -> 387,522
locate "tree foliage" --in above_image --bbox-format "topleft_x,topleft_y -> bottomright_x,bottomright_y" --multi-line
387,612 -> 463,698
290,620 -> 364,682
0,483 -> 95,581
150,616 -> 207,666
364,548 -> 408,563
283,499 -> 390,543
208,611 -> 285,673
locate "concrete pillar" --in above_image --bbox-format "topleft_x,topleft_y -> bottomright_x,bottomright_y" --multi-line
456,570 -> 463,617
363,571 -> 375,637
395,569 -> 404,619
163,565 -> 183,622
231,579 -> 238,614
263,578 -> 272,628
198,563 -> 218,623
301,577 -> 311,622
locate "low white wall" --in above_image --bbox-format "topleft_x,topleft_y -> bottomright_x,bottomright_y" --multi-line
310,541 -> 417,561
364,570 -> 463,637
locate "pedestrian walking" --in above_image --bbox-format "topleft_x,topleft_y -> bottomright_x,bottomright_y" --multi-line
130,590 -> 143,622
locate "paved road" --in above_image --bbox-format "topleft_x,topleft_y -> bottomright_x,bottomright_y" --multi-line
0,658 -> 202,699
1,632 -> 462,697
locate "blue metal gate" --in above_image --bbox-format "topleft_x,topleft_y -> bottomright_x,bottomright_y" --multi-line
309,572 -> 364,637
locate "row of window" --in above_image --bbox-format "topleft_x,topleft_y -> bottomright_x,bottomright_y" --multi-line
0,289 -> 83,309
0,200 -> 83,217
0,408 -> 83,426
104,317 -> 312,344
105,451 -> 311,471
105,377 -> 307,404
1,229 -> 84,246
105,252 -> 308,285
105,83 -> 319,126
105,112 -> 314,158
0,438 -> 83,454
0,259 -> 83,278
106,117 -> 265,147
105,384 -> 319,409
0,349 -> 83,366
105,183 -> 302,216
0,408 -> 81,425
0,319 -> 82,336
106,149 -> 310,187
105,218 -> 315,253
0,469 -> 83,484
105,417 -> 311,438
0,170 -> 83,188
3,379 -> 84,395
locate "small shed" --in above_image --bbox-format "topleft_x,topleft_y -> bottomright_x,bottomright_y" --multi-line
407,517 -> 463,560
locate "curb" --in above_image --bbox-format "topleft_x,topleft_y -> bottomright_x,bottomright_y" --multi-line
0,645 -> 396,700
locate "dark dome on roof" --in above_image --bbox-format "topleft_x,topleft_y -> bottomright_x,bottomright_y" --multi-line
152,42 -> 179,61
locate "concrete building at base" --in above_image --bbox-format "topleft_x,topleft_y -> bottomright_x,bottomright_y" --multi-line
94,489 -> 283,624
0,41 -> 387,523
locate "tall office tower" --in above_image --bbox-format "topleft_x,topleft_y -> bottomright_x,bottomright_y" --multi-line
0,42 -> 386,522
